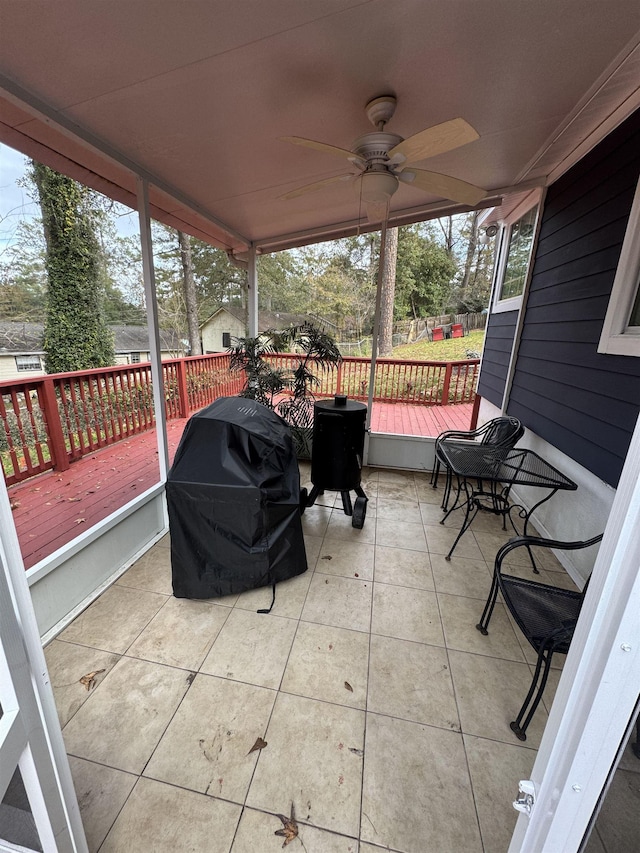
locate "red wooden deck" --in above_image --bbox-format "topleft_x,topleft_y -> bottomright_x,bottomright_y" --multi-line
9,402 -> 473,569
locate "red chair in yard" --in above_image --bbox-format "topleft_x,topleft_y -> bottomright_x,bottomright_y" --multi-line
451,323 -> 464,338
431,326 -> 444,341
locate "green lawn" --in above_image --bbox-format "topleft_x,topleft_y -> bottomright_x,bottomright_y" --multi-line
389,328 -> 485,361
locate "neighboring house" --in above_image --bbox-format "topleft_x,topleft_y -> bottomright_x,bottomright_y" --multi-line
200,306 -> 312,352
477,107 -> 640,580
0,322 -> 185,380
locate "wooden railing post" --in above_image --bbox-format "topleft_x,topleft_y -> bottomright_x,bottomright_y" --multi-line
441,362 -> 453,405
336,360 -> 343,395
470,391 -> 481,430
39,378 -> 70,472
176,359 -> 190,419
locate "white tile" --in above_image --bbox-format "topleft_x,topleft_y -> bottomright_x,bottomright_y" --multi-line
127,597 -> 230,670
247,692 -> 365,837
144,674 -> 276,802
362,713 -> 482,852
282,621 -> 369,708
68,757 -> 136,853
200,608 -> 297,689
100,777 -> 241,853
302,573 -> 372,633
371,583 -> 444,646
62,657 -> 191,774
231,805 -> 359,853
374,545 -> 434,590
375,518 -> 427,551
44,640 -> 120,727
318,537 -> 375,580
234,570 -> 312,619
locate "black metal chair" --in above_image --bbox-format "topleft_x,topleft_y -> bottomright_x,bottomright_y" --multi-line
476,533 -> 603,741
431,415 -> 524,511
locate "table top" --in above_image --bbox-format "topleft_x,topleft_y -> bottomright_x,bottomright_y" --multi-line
437,443 -> 577,491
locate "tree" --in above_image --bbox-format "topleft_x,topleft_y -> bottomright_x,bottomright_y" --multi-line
31,162 -> 114,372
395,224 -> 457,320
178,230 -> 202,355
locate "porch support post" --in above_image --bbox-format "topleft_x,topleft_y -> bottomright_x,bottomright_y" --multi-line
510,410 -> 640,851
247,243 -> 258,338
136,177 -> 170,481
363,218 -> 388,460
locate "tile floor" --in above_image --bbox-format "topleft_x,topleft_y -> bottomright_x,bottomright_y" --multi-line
45,465 -> 579,853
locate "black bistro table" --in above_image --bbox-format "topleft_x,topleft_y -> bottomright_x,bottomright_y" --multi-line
437,444 -> 577,564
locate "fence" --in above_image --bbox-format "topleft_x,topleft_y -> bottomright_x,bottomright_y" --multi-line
0,353 -> 478,486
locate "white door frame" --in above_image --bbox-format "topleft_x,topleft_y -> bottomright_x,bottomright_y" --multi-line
510,410 -> 640,851
0,479 -> 87,852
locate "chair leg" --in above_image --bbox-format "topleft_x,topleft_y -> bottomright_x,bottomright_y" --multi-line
430,458 -> 440,488
510,649 -> 554,741
476,572 -> 500,635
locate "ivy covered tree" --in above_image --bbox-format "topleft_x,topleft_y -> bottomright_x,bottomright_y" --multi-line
30,162 -> 114,372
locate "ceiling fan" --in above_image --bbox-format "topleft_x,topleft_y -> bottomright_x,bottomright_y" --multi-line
279,95 -> 486,223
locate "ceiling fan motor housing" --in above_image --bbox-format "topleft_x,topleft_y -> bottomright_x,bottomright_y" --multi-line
351,132 -> 403,169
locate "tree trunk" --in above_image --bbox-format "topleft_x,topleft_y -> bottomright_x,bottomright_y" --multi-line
378,227 -> 398,356
177,230 -> 202,355
459,211 -> 480,307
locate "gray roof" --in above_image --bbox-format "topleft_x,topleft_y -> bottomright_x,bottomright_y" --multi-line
201,306 -> 315,333
0,322 -> 183,354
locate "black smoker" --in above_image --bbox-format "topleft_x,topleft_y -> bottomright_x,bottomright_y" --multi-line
306,395 -> 368,528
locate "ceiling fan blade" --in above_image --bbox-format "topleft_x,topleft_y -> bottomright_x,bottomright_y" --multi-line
279,174 -> 352,201
388,118 -> 479,165
399,168 -> 485,206
279,136 -> 358,162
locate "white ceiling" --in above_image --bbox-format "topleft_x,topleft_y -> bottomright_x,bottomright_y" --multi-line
0,0 -> 639,253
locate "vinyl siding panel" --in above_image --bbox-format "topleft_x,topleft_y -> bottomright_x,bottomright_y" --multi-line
477,310 -> 517,407
507,108 -> 640,487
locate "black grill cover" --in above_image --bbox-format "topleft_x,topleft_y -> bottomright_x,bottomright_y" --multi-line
167,397 -> 307,599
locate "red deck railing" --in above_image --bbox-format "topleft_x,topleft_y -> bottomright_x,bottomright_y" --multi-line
0,353 -> 478,486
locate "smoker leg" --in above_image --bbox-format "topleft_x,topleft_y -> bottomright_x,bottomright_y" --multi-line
341,491 -> 353,515
306,485 -> 323,507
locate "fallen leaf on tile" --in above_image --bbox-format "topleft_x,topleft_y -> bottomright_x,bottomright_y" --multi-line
321,555 -> 332,560
247,736 -> 268,755
79,669 -> 105,691
274,803 -> 298,848
349,747 -> 363,756
344,681 -> 353,692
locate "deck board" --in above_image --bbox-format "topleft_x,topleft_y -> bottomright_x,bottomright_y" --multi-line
9,402 -> 473,569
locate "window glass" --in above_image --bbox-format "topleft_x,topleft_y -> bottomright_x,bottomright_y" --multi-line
499,206 -> 538,300
222,332 -> 231,348
15,355 -> 42,371
130,352 -> 141,364
627,277 -> 640,328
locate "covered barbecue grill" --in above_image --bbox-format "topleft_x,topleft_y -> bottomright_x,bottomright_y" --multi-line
167,396 -> 307,600
306,395 -> 368,528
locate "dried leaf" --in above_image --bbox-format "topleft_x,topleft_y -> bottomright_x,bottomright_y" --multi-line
67,497 -> 82,502
10,500 -> 20,510
74,518 -> 86,524
247,736 -> 268,755
344,681 -> 353,692
349,747 -> 364,757
321,555 -> 332,561
274,803 -> 298,848
79,669 -> 105,691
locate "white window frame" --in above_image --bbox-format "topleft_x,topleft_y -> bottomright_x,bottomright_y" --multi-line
130,351 -> 141,364
598,173 -> 640,356
15,355 -> 42,372
492,193 -> 542,314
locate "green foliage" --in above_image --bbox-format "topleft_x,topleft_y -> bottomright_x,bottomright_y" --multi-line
31,162 -> 115,372
395,224 -> 457,319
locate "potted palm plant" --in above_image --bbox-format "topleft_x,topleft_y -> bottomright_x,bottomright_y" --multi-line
229,322 -> 342,458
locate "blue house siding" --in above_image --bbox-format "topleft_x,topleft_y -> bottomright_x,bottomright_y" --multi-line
506,108 -> 640,487
476,310 -> 517,407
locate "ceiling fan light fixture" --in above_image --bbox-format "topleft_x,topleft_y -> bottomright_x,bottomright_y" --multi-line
358,170 -> 398,223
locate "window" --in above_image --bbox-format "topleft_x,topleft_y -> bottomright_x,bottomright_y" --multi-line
15,355 -> 41,372
130,352 -> 141,364
598,174 -> 640,356
222,332 -> 231,348
491,192 -> 542,314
